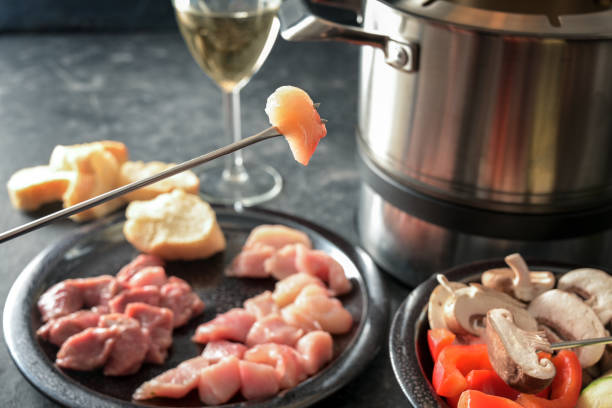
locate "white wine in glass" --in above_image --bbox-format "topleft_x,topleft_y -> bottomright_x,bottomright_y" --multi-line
173,0 -> 282,206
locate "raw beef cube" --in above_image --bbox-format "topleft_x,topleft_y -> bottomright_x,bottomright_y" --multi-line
239,360 -> 280,400
71,275 -> 120,307
133,356 -> 209,400
125,302 -> 174,364
295,246 -> 352,295
160,277 -> 205,327
117,254 -> 165,285
125,266 -> 167,288
244,343 -> 307,389
291,285 -> 353,334
201,341 -> 247,364
98,313 -> 149,376
225,243 -> 275,278
244,225 -> 312,250
37,310 -> 101,346
264,244 -> 301,280
198,356 -> 241,405
245,314 -> 303,347
56,327 -> 116,371
243,291 -> 279,320
192,308 -> 256,344
108,285 -> 160,313
38,281 -> 83,322
272,273 -> 326,307
296,331 -> 333,375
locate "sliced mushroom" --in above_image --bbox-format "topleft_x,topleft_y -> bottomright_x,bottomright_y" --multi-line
427,276 -> 466,330
481,253 -> 555,302
469,282 -> 526,309
485,308 -> 555,393
528,289 -> 607,368
443,285 -> 538,336
557,268 -> 612,326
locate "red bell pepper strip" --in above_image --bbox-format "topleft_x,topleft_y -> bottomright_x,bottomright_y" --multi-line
428,328 -> 456,362
515,350 -> 581,408
466,370 -> 520,400
432,344 -> 493,397
458,390 -> 524,408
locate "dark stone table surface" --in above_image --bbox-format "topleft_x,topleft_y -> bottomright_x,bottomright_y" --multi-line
0,33 -> 413,407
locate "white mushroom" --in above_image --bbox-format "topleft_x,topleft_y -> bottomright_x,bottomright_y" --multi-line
443,284 -> 538,336
427,275 -> 467,330
528,289 -> 607,368
557,268 -> 612,326
485,308 -> 555,393
481,253 -> 555,302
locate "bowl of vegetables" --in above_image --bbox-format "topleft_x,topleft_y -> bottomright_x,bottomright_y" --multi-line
389,254 -> 612,408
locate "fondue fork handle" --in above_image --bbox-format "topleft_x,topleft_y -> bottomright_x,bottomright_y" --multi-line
0,127 -> 282,244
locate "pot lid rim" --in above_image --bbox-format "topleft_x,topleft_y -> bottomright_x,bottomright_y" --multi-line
378,0 -> 612,38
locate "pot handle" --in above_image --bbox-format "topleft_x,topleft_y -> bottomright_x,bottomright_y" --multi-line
279,0 -> 419,72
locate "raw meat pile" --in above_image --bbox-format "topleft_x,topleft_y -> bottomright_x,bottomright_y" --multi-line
37,254 -> 204,375
134,224 -> 354,405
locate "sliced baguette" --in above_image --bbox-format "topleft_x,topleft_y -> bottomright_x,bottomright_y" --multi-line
123,189 -> 226,260
6,165 -> 74,211
118,161 -> 200,202
52,143 -> 124,222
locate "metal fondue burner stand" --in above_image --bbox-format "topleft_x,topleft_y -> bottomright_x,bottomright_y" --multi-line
281,0 -> 612,286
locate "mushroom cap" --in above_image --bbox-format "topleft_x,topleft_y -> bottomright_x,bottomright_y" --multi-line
504,253 -> 555,302
528,289 -> 607,368
444,286 -> 537,336
557,268 -> 612,326
427,281 -> 466,330
485,308 -> 555,393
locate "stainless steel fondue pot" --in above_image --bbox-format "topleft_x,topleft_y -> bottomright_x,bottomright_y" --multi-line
279,0 -> 612,286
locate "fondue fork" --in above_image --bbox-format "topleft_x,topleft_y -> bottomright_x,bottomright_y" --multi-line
0,126 -> 288,244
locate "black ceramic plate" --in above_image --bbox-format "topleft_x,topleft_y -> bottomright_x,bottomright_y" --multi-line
388,259 -> 581,408
3,206 -> 387,408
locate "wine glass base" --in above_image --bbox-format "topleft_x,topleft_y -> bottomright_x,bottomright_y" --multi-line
199,161 -> 282,207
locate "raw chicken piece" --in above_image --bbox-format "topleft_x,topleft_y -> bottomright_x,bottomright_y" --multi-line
201,341 -> 247,364
71,275 -> 120,307
198,356 -> 241,405
246,314 -> 304,347
37,310 -> 101,346
108,285 -> 161,313
133,356 -> 209,400
296,331 -> 333,375
116,254 -> 165,286
56,327 -> 117,371
98,313 -> 149,376
244,291 -> 279,319
38,281 -> 83,322
272,272 -> 326,307
125,266 -> 167,288
281,304 -> 323,332
244,343 -> 307,389
192,308 -> 256,344
225,243 -> 276,278
265,86 -> 327,166
291,284 -> 353,334
239,360 -> 280,400
295,246 -> 352,296
160,276 -> 205,327
125,302 -> 174,364
244,225 -> 312,250
264,244 -> 301,280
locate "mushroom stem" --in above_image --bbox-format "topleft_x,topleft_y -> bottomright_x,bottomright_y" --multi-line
436,274 -> 456,295
505,253 -> 532,301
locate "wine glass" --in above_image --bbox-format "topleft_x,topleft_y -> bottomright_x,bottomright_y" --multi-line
173,0 -> 282,206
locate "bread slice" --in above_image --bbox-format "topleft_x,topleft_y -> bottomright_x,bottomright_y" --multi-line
51,142 -> 124,222
118,161 -> 200,202
6,165 -> 74,211
123,189 -> 226,260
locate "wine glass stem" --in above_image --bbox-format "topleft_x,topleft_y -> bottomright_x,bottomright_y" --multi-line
222,88 -> 249,184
